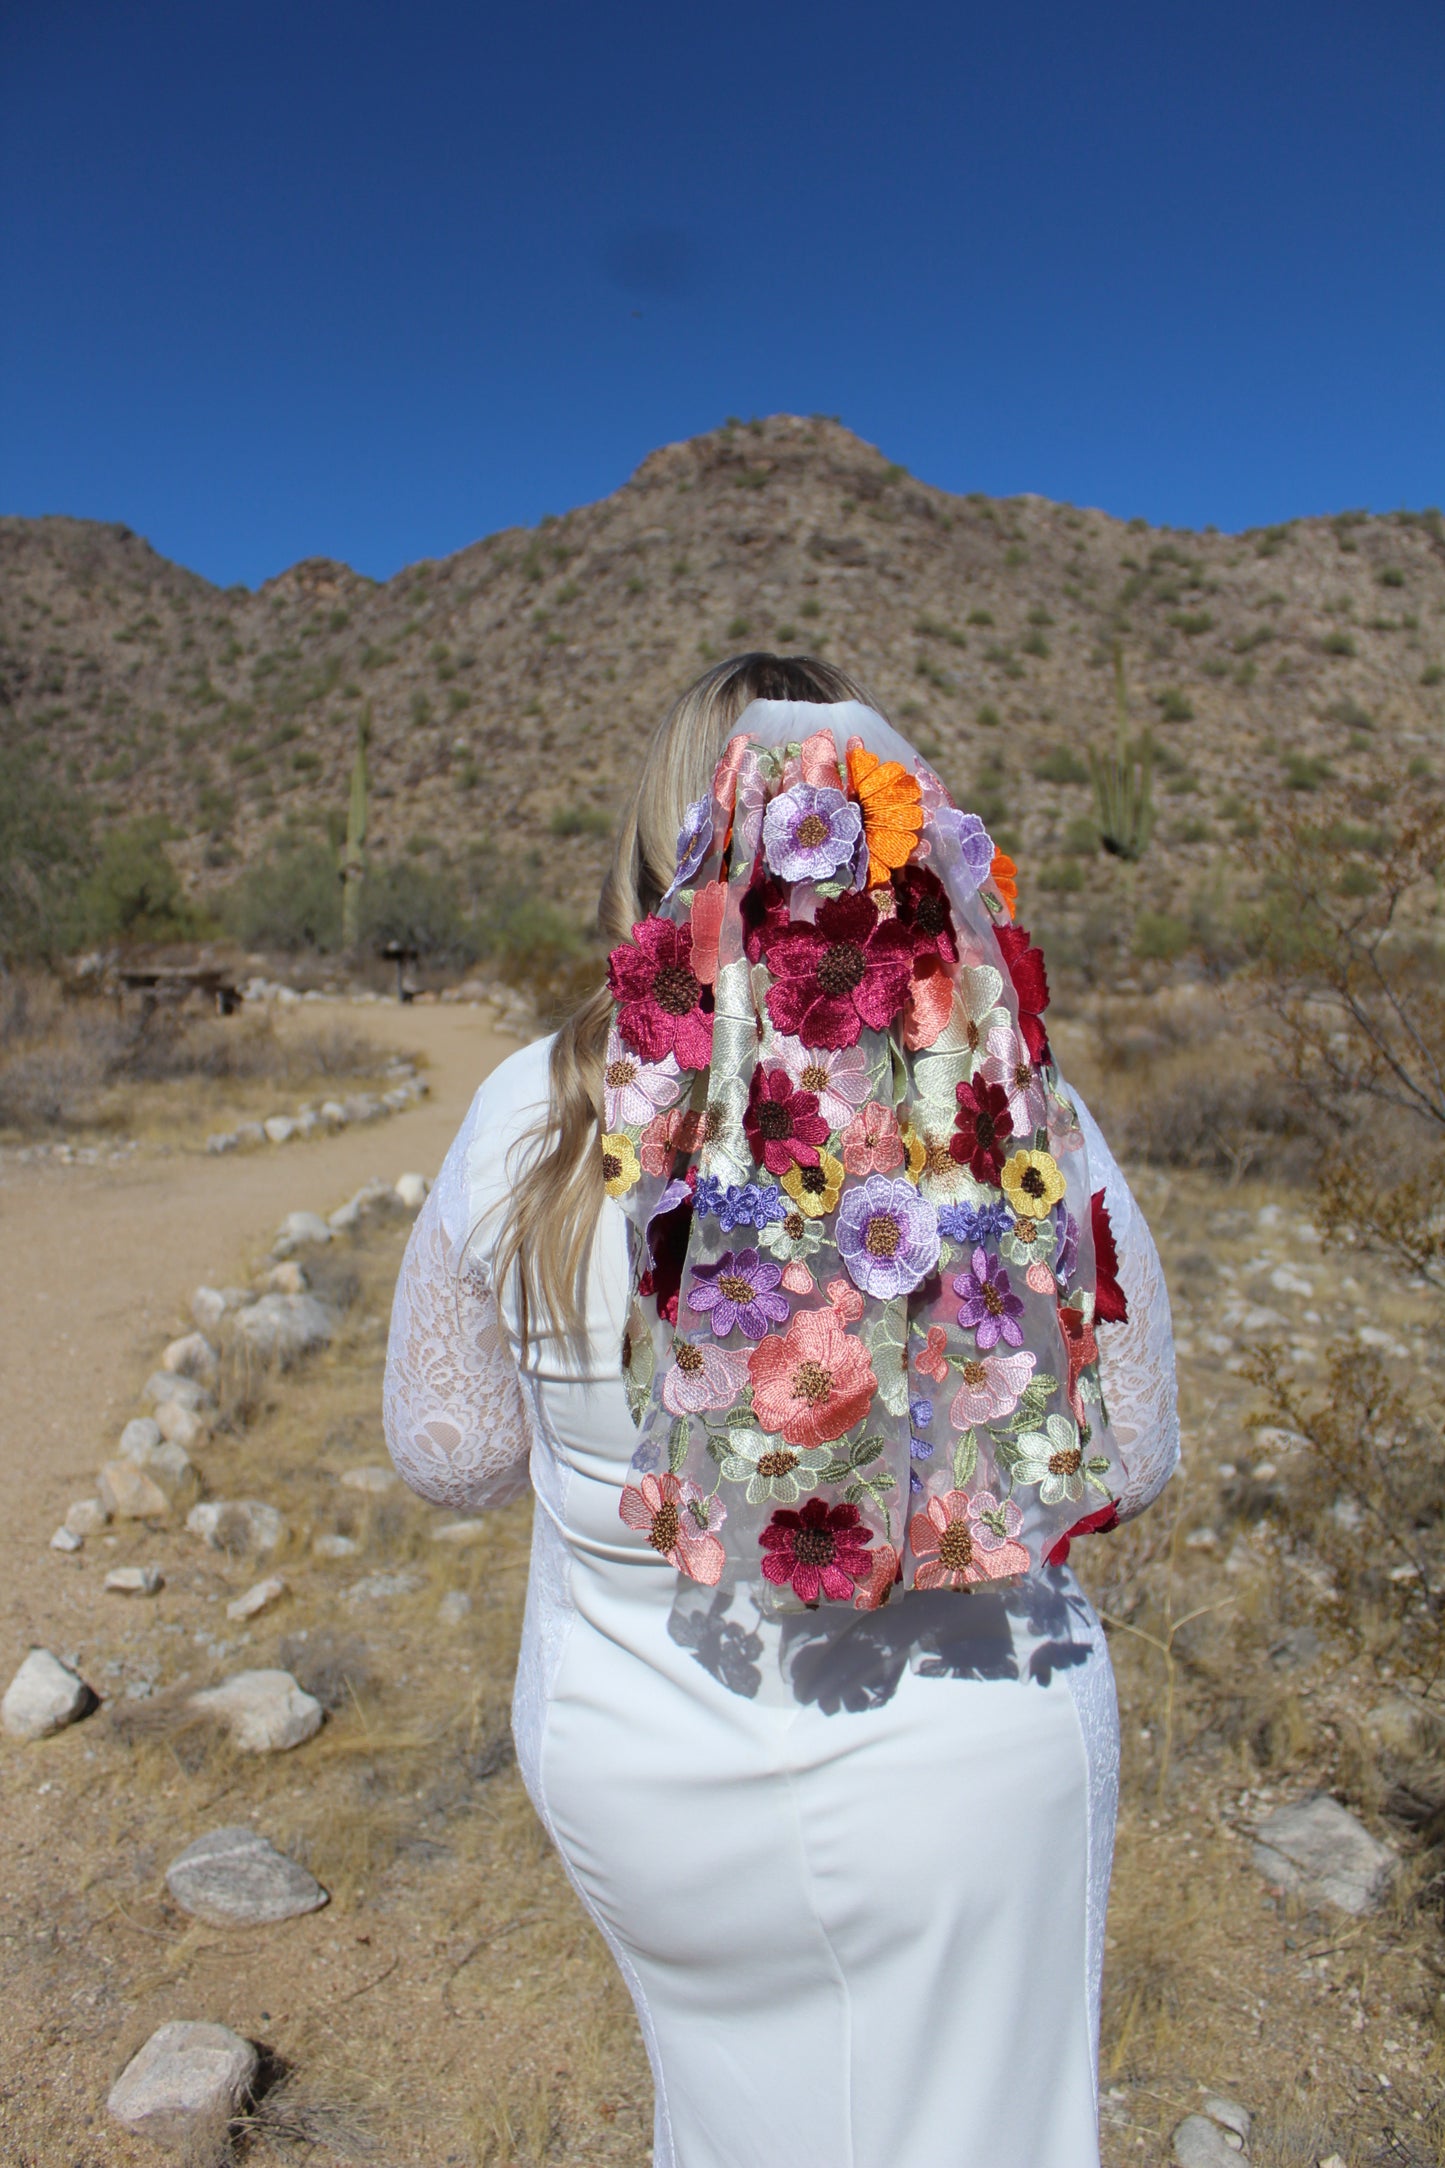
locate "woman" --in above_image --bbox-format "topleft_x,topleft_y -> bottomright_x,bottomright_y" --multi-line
383,653 -> 1178,2168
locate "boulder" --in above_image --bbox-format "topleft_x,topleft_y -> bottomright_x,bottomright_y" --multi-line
340,1465 -> 397,1494
191,1285 -> 251,1333
1252,1793 -> 1396,1914
155,1398 -> 209,1451
186,1499 -> 287,1555
225,1575 -> 286,1622
1201,2100 -> 1251,2144
98,1459 -> 173,1520
144,1370 -> 213,1414
49,1525 -> 83,1552
232,1293 -> 334,1365
188,1669 -> 323,1752
64,1497 -> 110,1536
162,1332 -> 218,1385
273,1209 -> 333,1255
105,1565 -> 165,1596
106,2020 -> 258,2148
2,1649 -> 95,1740
165,1825 -> 328,1927
395,1171 -> 429,1210
263,1115 -> 298,1144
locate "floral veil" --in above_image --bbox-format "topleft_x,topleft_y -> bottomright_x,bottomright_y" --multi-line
604,699 -> 1129,1616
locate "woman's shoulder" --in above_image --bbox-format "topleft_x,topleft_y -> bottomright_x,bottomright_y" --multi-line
471,1031 -> 558,1128
458,1033 -> 559,1235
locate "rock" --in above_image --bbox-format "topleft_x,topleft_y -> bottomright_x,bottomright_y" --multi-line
120,1416 -> 164,1458
1269,1626 -> 1321,1670
1252,1794 -> 1396,1914
1172,2113 -> 1247,2166
2,1649 -> 95,1740
344,1569 -> 422,1603
272,1209 -> 333,1257
233,1120 -> 266,1147
116,1431 -> 197,1506
188,1669 -> 323,1752
165,1825 -> 328,1927
313,1533 -> 360,1559
50,1525 -> 83,1552
98,1459 -> 173,1520
437,1589 -> 473,1627
232,1293 -> 334,1365
395,1171 -> 429,1210
226,1576 -> 286,1622
162,1332 -> 219,1385
155,1398 -> 209,1451
258,1260 -> 309,1295
106,2019 -> 258,2148
191,1285 -> 250,1333
340,1465 -> 397,1494
263,1115 -> 298,1144
431,1518 -> 488,1546
65,1497 -> 110,1536
343,1093 -> 381,1122
319,1099 -> 347,1124
1364,1693 -> 1439,1757
144,1370 -> 213,1414
205,1130 -> 238,1154
1201,2100 -> 1251,2143
186,1499 -> 287,1555
327,1198 -> 362,1232
105,1565 -> 164,1595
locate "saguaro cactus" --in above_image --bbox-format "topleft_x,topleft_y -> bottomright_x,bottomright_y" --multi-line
1090,647 -> 1154,862
340,707 -> 371,949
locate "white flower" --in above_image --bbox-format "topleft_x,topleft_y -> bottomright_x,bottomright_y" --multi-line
769,1033 -> 876,1133
1010,1412 -> 1087,1504
603,1029 -> 683,1131
912,963 -> 1008,1109
979,1022 -> 1046,1137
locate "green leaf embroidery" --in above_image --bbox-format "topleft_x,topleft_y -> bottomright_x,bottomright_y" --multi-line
952,1429 -> 979,1486
668,1418 -> 691,1474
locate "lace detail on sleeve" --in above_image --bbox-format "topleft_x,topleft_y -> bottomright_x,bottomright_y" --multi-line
1075,1092 -> 1180,1523
383,1089 -> 534,1512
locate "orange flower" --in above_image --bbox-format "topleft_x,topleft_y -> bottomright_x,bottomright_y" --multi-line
847,744 -> 924,887
990,848 -> 1018,919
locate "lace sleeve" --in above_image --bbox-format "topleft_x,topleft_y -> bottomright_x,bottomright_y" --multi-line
383,1087 -> 534,1512
1074,1089 -> 1180,1523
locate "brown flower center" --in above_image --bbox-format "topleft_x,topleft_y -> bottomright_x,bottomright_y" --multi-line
651,963 -> 701,1017
718,1273 -> 755,1305
755,1101 -> 792,1141
792,1359 -> 834,1406
783,1211 -> 807,1240
981,1282 -> 1005,1316
925,1137 -> 953,1177
1020,1165 -> 1047,1198
800,1165 -> 829,1195
817,940 -> 867,996
605,1057 -> 637,1089
801,1062 -> 830,1094
792,1523 -> 836,1566
1013,1218 -> 1038,1246
621,1331 -> 634,1368
703,1100 -> 727,1141
864,1213 -> 901,1259
601,1151 -> 623,1182
795,813 -> 829,848
1048,1447 -> 1083,1476
961,1359 -> 988,1387
649,1501 -> 681,1553
974,1109 -> 999,1151
915,893 -> 948,936
1012,1060 -> 1033,1093
937,1523 -> 974,1573
965,1018 -> 984,1052
675,1342 -> 704,1376
757,1449 -> 799,1479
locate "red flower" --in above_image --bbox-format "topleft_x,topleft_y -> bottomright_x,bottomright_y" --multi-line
893,865 -> 959,965
608,917 -> 713,1070
994,922 -> 1051,1065
759,1495 -> 874,1605
949,1076 -> 1015,1185
1090,1189 -> 1129,1324
744,1065 -> 829,1176
1057,1301 -> 1099,1422
740,873 -> 791,963
645,1182 -> 695,1328
1044,1500 -> 1119,1568
762,890 -> 915,1051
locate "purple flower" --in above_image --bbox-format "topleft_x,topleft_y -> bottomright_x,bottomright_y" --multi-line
762,783 -> 863,884
929,807 -> 995,892
1055,1207 -> 1080,1284
835,1174 -> 941,1300
909,1393 -> 935,1461
938,1199 -> 1013,1246
685,1247 -> 790,1341
694,1175 -> 789,1232
953,1245 -> 1026,1350
663,797 -> 714,900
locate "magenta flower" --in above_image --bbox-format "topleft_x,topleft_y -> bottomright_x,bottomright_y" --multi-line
744,1065 -> 829,1176
761,890 -> 915,1051
835,1174 -> 941,1301
953,1245 -> 1026,1349
762,782 -> 863,883
608,917 -> 713,1070
759,1496 -> 874,1605
685,1247 -> 790,1341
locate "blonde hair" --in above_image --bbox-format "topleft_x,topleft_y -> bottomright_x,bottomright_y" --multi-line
495,651 -> 881,1356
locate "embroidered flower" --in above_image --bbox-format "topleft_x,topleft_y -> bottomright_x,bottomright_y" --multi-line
835,1174 -> 941,1300
619,1471 -> 725,1584
979,1022 -> 1046,1137
1091,1189 -> 1129,1324
928,806 -> 994,892
910,961 -> 1009,1114
950,1077 -> 1015,1186
685,1247 -> 791,1341
688,879 -> 727,986
909,1394 -> 935,1461
693,1175 -> 788,1231
780,1149 -> 846,1219
1055,1207 -> 1081,1286
759,1495 -> 874,1604
770,1035 -> 874,1131
852,1539 -> 902,1610
824,1276 -> 866,1325
948,1345 -> 1037,1428
954,1247 -> 1025,1349
744,1065 -> 829,1176
902,955 -> 956,1050
840,1099 -> 905,1176
1000,1147 -> 1066,1221
893,865 -> 959,964
846,743 -> 925,887
762,782 -> 863,883
994,922 -> 1050,1065
1057,1302 -> 1099,1420
622,1303 -> 656,1421
1010,1411 -> 1089,1504
914,1323 -> 950,1384
663,797 -> 714,900
909,1488 -> 1023,1590
908,1112 -> 984,1206
608,917 -> 713,1070
602,1028 -> 683,1131
1044,1500 -> 1120,1568
759,1207 -> 826,1269
748,1306 -> 877,1447
966,1489 -> 1029,1571
717,1429 -> 834,1505
990,848 -> 1019,919
660,1338 -> 751,1415
638,1104 -> 703,1177
763,890 -> 915,1050
601,1131 -> 641,1197
999,1210 -> 1056,1268
937,1198 -> 1013,1246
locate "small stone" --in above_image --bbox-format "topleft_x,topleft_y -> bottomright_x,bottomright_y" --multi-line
205,1130 -> 238,1154
188,1669 -> 323,1752
155,1398 -> 208,1450
272,1209 -> 334,1258
50,1525 -> 83,1552
226,1576 -> 286,1621
105,1565 -> 164,1595
98,1459 -> 173,1519
320,1099 -> 347,1124
186,1499 -> 287,1555
340,1465 -> 397,1494
65,1497 -> 110,1536
1269,1626 -> 1321,1671
258,1260 -> 308,1295
1201,2099 -> 1251,2143
263,1115 -> 298,1144
191,1285 -> 250,1333
395,1171 -> 429,1210
313,1533 -> 360,1559
2,1648 -> 95,1740
162,1332 -> 219,1385
344,1569 -> 422,1603
120,1416 -> 163,1458
1363,1693 -> 1438,1757
1252,1793 -> 1397,1914
431,1518 -> 488,1546
233,1121 -> 266,1147
437,1589 -> 473,1627
106,2020 -> 258,2147
116,1431 -> 197,1505
327,1199 -> 362,1231
232,1293 -> 335,1364
144,1370 -> 213,1414
1172,2114 -> 1246,2166
165,1825 -> 328,1927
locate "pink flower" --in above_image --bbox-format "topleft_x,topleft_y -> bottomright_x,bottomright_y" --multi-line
824,1277 -> 865,1324
840,1100 -> 905,1176
771,1036 -> 874,1132
759,1496 -> 874,1605
979,1022 -> 1047,1136
948,1346 -> 1037,1428
853,1540 -> 902,1611
914,1324 -> 949,1384
638,1106 -> 703,1178
909,1488 -> 1026,1591
748,1307 -> 877,1449
661,1339 -> 752,1415
619,1472 -> 726,1585
967,1489 -> 1029,1570
688,880 -> 727,987
608,917 -> 713,1071
603,1028 -> 683,1131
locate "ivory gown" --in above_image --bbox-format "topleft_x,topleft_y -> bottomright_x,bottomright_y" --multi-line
383,1036 -> 1179,2168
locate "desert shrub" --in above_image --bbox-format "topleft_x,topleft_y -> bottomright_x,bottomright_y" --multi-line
0,748 -> 95,960
1154,687 -> 1193,722
1032,746 -> 1089,785
361,859 -> 469,961
549,804 -> 613,839
75,817 -> 196,944
221,836 -> 344,951
1131,910 -> 1191,962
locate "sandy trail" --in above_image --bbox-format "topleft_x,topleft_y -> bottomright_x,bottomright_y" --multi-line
0,1001 -> 520,1636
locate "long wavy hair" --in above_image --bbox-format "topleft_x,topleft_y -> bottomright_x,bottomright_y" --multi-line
494,651 -> 882,1356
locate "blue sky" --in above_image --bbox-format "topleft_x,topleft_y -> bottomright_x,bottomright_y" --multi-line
2,0 -> 1441,587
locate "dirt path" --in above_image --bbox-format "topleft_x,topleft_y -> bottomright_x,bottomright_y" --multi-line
0,1001 -> 522,1616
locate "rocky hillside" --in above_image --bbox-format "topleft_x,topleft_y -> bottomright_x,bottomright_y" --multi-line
2,415 -> 1442,932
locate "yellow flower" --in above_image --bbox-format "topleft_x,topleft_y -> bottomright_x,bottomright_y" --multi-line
1000,1148 -> 1066,1221
601,1131 -> 641,1197
900,1124 -> 928,1182
781,1149 -> 846,1219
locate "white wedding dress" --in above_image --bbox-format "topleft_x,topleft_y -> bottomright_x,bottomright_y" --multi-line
384,1036 -> 1178,2168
